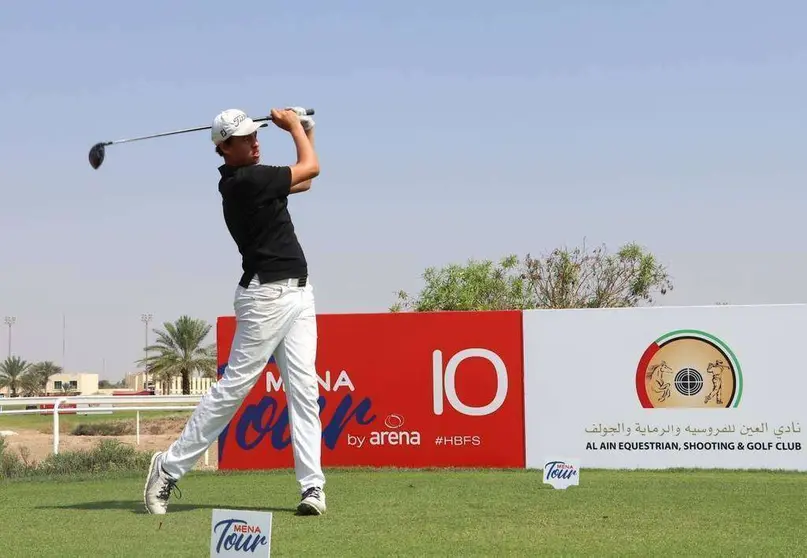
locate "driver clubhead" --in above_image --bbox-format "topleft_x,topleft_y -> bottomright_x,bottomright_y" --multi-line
89,143 -> 106,169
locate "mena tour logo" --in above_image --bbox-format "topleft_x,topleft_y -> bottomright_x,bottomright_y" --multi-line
636,329 -> 743,409
542,459 -> 580,490
210,509 -> 272,557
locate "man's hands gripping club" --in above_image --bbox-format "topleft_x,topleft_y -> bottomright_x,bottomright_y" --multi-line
286,106 -> 315,131
270,107 -> 315,132
270,107 -> 318,192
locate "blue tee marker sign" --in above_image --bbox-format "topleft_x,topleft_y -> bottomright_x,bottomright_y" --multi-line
210,509 -> 272,557
543,458 -> 581,489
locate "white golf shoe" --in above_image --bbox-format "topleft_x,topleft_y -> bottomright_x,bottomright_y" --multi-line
143,451 -> 180,515
297,486 -> 326,516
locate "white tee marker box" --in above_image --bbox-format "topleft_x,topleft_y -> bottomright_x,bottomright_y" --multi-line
543,458 -> 581,490
210,509 -> 273,557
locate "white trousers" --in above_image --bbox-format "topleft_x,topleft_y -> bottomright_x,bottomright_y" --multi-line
161,276 -> 325,493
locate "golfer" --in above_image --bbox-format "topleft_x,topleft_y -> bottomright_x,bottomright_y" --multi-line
144,106 -> 326,516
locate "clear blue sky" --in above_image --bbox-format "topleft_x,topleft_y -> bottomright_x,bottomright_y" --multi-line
2,0 -> 806,380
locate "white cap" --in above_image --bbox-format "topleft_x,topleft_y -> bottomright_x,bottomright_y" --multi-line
211,109 -> 265,145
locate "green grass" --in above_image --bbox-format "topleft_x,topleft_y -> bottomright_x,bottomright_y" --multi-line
0,410 -> 191,433
1,468 -> 805,557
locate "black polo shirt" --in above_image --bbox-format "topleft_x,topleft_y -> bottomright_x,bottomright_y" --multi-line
218,163 -> 308,288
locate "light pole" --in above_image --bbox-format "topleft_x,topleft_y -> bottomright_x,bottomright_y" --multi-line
141,313 -> 152,391
62,314 -> 66,370
3,316 -> 16,358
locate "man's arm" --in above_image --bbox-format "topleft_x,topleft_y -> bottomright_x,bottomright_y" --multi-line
285,115 -> 319,187
246,109 -> 318,203
290,126 -> 315,194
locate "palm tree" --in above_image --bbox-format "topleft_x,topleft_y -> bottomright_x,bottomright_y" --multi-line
22,361 -> 62,396
145,363 -> 173,396
19,372 -> 44,397
136,316 -> 217,395
0,356 -> 31,397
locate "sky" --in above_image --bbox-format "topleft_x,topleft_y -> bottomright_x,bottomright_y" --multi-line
1,0 -> 806,380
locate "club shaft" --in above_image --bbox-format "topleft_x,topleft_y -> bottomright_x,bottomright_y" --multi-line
106,110 -> 312,146
108,117 -> 270,146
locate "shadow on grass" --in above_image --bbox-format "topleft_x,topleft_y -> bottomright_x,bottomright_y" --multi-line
35,500 -> 298,515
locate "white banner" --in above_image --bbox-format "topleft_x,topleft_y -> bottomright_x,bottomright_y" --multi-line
523,305 -> 807,470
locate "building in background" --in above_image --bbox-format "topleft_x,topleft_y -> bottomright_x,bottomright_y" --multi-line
0,371 -> 214,397
123,370 -> 151,393
124,370 -> 214,395
47,373 -> 99,395
0,372 -> 100,397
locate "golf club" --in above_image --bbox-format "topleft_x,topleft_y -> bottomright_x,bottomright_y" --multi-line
88,108 -> 315,169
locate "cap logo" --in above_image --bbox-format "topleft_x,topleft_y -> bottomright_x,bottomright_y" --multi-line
232,113 -> 247,127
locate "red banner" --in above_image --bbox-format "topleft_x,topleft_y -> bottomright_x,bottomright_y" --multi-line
216,311 -> 525,469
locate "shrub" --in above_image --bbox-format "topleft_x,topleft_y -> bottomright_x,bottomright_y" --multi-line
0,437 -> 25,478
71,421 -> 135,436
0,439 -> 154,479
38,439 -> 153,475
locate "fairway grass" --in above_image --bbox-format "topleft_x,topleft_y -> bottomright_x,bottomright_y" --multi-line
1,468 -> 805,557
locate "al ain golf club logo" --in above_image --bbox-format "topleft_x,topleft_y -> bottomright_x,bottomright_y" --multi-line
636,329 -> 743,409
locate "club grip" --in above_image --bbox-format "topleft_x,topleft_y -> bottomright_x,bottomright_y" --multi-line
258,108 -> 315,122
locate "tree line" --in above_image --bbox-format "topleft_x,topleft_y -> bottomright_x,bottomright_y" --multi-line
0,359 -> 64,397
1,240 -> 673,397
390,240 -> 672,311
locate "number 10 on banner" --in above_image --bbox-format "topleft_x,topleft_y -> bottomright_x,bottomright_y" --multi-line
433,348 -> 509,417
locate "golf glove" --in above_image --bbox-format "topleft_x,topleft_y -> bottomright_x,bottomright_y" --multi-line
287,106 -> 315,131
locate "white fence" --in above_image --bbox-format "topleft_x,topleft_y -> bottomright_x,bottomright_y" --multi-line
0,395 -> 208,463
